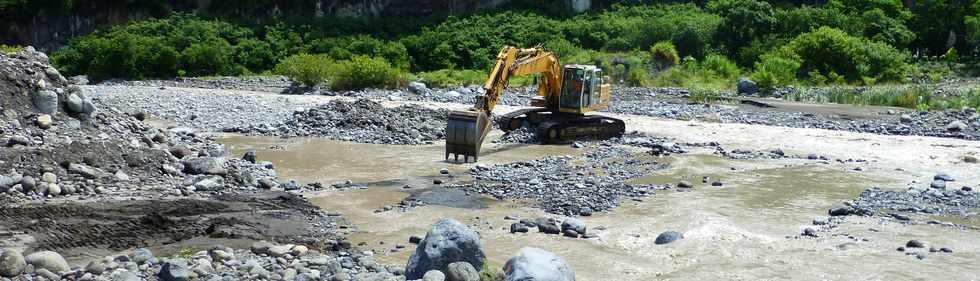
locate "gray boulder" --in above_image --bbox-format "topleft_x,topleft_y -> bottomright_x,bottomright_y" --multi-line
560,218 -> 586,235
32,89 -> 58,115
0,176 -> 16,191
405,218 -> 486,279
67,93 -> 84,113
68,163 -> 101,179
446,261 -> 480,281
503,247 -> 575,281
25,250 -> 70,273
655,230 -> 683,245
737,78 -> 758,95
536,219 -> 560,235
930,179 -> 946,189
182,157 -> 226,175
0,250 -> 27,277
946,120 -> 967,132
408,82 -> 429,94
158,259 -> 191,281
132,248 -> 154,265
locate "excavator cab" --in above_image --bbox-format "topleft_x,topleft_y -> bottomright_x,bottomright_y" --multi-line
558,65 -> 609,113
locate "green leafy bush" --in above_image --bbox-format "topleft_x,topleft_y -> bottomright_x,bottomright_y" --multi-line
757,27 -> 909,85
650,41 -> 679,69
274,53 -> 336,87
0,44 -> 22,54
331,56 -> 403,90
750,55 -> 800,89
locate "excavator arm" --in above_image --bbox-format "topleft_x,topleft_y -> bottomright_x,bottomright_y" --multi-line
445,46 -> 563,162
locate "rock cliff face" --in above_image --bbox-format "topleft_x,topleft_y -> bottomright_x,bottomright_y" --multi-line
1,0 -> 593,51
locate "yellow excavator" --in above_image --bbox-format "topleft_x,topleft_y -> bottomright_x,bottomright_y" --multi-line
445,46 -> 625,162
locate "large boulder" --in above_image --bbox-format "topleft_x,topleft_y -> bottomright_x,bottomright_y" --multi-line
405,218 -> 486,279
654,230 -> 683,245
560,218 -> 586,235
25,251 -> 69,273
503,247 -> 575,281
66,93 -> 84,113
736,78 -> 758,95
32,89 -> 59,115
182,157 -> 226,175
158,259 -> 191,281
0,250 -> 27,277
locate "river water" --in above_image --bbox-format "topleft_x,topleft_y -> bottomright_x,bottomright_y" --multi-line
220,135 -> 980,281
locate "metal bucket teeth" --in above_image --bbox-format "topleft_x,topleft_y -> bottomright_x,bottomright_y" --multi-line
445,110 -> 491,163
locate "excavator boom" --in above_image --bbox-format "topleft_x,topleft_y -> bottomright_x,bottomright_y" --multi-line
445,46 -> 561,162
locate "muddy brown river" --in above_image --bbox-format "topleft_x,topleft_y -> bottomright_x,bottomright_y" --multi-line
220,135 -> 979,280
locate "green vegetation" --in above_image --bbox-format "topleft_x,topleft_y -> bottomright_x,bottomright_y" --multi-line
785,85 -> 980,111
36,0 -> 980,92
0,44 -> 21,54
273,54 -> 335,87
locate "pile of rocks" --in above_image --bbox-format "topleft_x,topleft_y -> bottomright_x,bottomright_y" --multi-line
231,99 -> 449,145
458,145 -> 668,216
86,85 -> 308,132
832,173 -> 977,222
0,240 -> 403,281
508,217 -> 596,239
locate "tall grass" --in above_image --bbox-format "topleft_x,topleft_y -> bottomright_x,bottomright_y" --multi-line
784,85 -> 980,111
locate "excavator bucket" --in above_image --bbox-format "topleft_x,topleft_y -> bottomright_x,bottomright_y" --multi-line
445,110 -> 492,162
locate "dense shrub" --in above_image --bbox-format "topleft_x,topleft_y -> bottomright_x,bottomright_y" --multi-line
750,55 -> 800,89
650,41 -> 679,69
308,35 -> 410,70
331,56 -> 403,90
0,44 -> 22,54
274,53 -> 335,87
757,27 -> 910,85
707,0 -> 776,55
52,15 -> 261,80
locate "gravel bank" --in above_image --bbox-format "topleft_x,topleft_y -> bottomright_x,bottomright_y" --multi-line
456,138 -> 670,216
230,99 -> 449,145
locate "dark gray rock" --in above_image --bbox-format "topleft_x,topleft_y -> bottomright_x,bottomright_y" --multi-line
946,120 -> 967,132
67,93 -> 84,113
930,179 -> 946,189
0,250 -> 26,277
655,230 -> 683,245
828,207 -> 852,216
536,219 -> 560,235
940,247 -> 953,253
85,260 -> 105,274
677,181 -> 693,189
405,218 -> 486,279
182,157 -> 226,175
561,218 -> 586,235
711,180 -> 723,187
6,135 -> 30,147
409,235 -> 423,244
32,89 -> 58,114
25,250 -> 69,273
243,150 -> 257,164
446,261 -> 480,281
169,145 -> 193,159
510,223 -> 529,233
802,228 -> 818,237
562,229 -> 579,238
250,241 -> 274,255
158,259 -> 190,281
737,78 -> 758,95
503,247 -> 575,281
934,173 -> 955,181
906,240 -> 925,248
